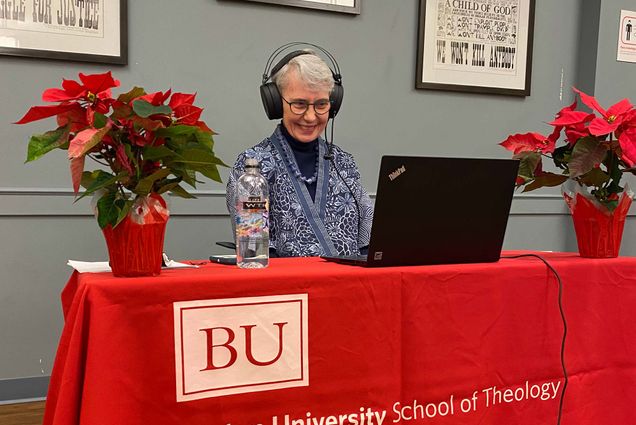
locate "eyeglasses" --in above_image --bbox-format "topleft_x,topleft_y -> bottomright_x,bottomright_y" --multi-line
281,96 -> 331,115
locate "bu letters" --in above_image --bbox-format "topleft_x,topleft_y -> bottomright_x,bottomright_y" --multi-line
174,294 -> 309,401
199,322 -> 288,370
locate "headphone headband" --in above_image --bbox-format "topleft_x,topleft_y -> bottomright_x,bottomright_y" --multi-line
262,42 -> 343,84
268,51 -> 312,80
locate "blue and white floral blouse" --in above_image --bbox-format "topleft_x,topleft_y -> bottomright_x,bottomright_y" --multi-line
226,125 -> 374,257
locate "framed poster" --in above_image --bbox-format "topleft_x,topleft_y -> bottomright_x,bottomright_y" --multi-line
0,0 -> 127,65
416,0 -> 535,96
233,0 -> 360,15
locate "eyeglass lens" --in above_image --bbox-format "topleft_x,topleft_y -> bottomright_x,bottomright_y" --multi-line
284,98 -> 331,115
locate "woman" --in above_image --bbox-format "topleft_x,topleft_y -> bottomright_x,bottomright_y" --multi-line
226,49 -> 373,257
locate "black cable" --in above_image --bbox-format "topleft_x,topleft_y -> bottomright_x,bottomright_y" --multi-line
323,118 -> 363,234
502,253 -> 568,425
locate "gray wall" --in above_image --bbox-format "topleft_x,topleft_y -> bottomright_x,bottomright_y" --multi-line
0,0 -> 635,398
596,0 -> 636,102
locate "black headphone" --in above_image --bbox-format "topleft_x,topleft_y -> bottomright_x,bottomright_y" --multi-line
260,42 -> 344,120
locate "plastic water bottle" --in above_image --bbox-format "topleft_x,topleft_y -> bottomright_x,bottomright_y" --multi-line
235,158 -> 269,268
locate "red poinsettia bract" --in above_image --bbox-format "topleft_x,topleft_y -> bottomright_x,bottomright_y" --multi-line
499,132 -> 556,155
499,87 -> 636,210
16,72 -> 120,127
15,72 -> 225,229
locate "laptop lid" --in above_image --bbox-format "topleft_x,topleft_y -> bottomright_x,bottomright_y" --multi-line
362,156 -> 519,267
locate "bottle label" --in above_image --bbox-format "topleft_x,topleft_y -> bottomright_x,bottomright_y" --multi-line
242,196 -> 267,211
236,211 -> 269,237
242,201 -> 267,211
237,196 -> 269,238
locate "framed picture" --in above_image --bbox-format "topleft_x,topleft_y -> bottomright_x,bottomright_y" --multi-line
416,0 -> 535,96
233,0 -> 360,15
0,0 -> 127,65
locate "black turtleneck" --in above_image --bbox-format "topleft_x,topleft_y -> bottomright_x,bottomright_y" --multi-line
280,124 -> 318,201
277,124 -> 368,256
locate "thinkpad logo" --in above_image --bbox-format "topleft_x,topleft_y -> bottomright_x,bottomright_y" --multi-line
388,165 -> 406,181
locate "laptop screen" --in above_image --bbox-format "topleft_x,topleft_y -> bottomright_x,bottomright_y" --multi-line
362,156 -> 519,267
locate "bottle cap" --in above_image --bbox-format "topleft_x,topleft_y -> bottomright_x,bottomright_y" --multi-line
245,158 -> 260,168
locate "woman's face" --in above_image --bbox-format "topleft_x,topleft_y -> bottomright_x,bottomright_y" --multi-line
280,71 -> 330,143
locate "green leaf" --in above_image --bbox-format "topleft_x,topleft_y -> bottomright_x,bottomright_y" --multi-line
578,167 -> 610,187
132,99 -> 171,118
170,164 -> 197,187
76,170 -> 120,201
93,113 -> 108,129
169,149 -> 226,183
168,184 -> 197,199
604,200 -> 619,211
522,173 -> 569,192
552,145 -> 573,170
133,168 -> 172,196
118,86 -> 146,104
80,171 -> 97,189
110,103 -> 133,121
115,200 -> 133,227
605,151 -> 623,183
180,169 -> 197,187
96,191 -> 119,229
124,143 -> 139,173
155,181 -> 180,195
515,152 -> 541,180
569,136 -> 607,178
210,154 -> 229,168
156,125 -> 198,138
25,127 -> 70,163
195,129 -> 214,150
173,148 -> 227,168
605,171 -> 624,197
131,115 -> 164,132
197,164 -> 222,183
143,145 -> 177,161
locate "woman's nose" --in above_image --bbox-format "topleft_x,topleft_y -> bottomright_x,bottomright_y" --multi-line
302,107 -> 317,120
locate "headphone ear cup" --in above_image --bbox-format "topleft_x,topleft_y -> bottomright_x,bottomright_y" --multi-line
329,83 -> 344,118
260,82 -> 284,120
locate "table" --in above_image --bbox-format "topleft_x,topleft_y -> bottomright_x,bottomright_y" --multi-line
43,252 -> 636,425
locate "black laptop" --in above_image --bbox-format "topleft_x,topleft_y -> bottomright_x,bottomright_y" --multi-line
322,156 -> 519,267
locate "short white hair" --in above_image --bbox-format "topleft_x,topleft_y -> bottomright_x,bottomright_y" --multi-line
272,50 -> 335,94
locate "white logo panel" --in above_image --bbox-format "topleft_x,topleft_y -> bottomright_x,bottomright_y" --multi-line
174,294 -> 308,401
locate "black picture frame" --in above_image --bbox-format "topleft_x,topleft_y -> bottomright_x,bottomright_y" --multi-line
0,0 -> 128,65
416,0 -> 535,96
233,0 -> 360,15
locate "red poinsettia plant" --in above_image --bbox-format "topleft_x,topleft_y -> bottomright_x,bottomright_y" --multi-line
16,71 -> 226,228
500,88 -> 636,211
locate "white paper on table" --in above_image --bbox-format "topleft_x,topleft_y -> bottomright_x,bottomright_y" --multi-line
67,259 -> 198,273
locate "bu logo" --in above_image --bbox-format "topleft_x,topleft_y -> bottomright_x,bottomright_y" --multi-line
199,322 -> 288,370
174,294 -> 309,401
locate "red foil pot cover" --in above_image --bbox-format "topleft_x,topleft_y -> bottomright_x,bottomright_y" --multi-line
102,195 -> 170,277
564,191 -> 632,258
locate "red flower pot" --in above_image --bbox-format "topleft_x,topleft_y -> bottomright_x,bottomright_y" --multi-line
564,191 -> 632,258
102,195 -> 169,277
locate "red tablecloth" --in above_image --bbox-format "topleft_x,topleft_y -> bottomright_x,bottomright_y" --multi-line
43,252 -> 636,425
